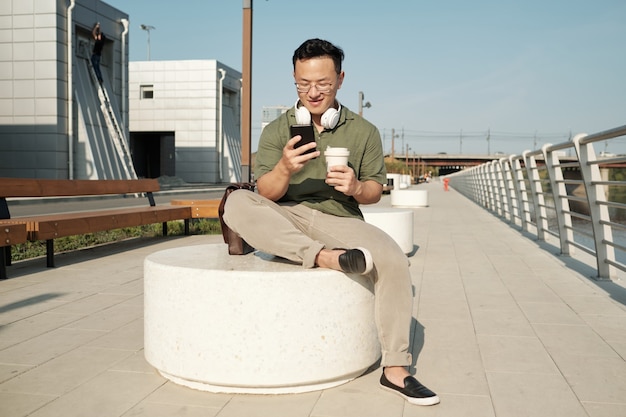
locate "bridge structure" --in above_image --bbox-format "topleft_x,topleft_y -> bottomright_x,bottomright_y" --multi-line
388,153 -> 626,177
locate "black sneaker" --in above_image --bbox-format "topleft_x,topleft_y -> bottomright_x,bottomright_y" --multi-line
337,247 -> 373,275
380,371 -> 440,406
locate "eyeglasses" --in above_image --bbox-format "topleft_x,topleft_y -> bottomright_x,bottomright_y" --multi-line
294,82 -> 334,94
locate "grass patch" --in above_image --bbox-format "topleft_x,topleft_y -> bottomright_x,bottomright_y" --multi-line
10,219 -> 222,261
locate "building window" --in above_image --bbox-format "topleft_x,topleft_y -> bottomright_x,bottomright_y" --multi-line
140,85 -> 154,99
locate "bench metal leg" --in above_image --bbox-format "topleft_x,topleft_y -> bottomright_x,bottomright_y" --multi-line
184,219 -> 190,235
46,239 -> 55,268
1,247 -> 7,280
162,222 -> 168,236
4,244 -> 10,267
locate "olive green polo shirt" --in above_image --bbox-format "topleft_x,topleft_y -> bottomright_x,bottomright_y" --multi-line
254,106 -> 386,219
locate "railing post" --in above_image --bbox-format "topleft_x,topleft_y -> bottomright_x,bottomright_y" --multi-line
477,164 -> 489,209
572,134 -> 616,279
499,158 -> 516,224
523,151 -> 548,241
487,161 -> 500,215
541,144 -> 574,255
493,160 -> 506,218
509,155 -> 531,230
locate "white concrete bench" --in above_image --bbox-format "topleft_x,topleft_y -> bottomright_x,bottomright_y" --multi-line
391,189 -> 429,207
361,206 -> 414,254
144,243 -> 381,394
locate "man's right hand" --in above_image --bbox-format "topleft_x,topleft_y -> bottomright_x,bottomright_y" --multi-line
278,135 -> 320,175
257,135 -> 319,201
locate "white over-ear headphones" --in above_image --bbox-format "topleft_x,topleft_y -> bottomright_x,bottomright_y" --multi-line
294,100 -> 341,130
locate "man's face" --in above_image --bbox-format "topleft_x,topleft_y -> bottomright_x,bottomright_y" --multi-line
293,56 -> 344,123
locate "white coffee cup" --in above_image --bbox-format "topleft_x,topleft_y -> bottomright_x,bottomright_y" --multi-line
324,147 -> 350,172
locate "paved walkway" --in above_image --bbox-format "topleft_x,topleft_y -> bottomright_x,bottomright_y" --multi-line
1,182 -> 625,417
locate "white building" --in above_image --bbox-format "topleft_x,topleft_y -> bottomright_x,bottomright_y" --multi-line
0,0 -> 241,183
262,105 -> 289,131
0,0 -> 132,179
129,60 -> 242,183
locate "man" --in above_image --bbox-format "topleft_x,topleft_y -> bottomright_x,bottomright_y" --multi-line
91,22 -> 105,83
223,38 -> 439,406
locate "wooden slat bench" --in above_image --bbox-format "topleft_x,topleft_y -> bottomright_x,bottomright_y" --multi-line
0,178 -> 193,278
170,199 -> 221,218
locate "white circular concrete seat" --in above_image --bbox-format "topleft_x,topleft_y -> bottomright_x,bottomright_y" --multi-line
391,189 -> 429,207
361,206 -> 414,254
144,243 -> 380,394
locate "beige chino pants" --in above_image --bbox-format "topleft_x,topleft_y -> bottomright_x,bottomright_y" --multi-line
223,190 -> 414,367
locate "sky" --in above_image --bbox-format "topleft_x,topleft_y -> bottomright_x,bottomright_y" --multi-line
104,0 -> 626,155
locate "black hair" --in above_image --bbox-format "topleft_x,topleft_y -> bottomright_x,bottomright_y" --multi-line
292,39 -> 344,74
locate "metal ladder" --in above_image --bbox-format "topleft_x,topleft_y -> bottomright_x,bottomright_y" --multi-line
85,59 -> 137,180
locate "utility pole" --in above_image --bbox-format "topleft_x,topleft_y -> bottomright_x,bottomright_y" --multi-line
358,91 -> 371,117
486,128 -> 491,155
391,128 -> 396,159
241,0 -> 253,182
405,144 -> 409,174
140,24 -> 155,60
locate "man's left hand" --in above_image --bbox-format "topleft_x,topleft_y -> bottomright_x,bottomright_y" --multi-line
326,166 -> 362,197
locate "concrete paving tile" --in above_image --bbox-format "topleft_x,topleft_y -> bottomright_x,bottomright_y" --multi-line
63,297 -> 142,331
0,291 -> 70,323
549,352 -> 626,404
487,254 -> 536,274
501,277 -> 562,304
544,277 -> 603,297
582,402 -> 626,417
0,391 -> 56,417
561,294 -> 626,316
417,298 -> 472,321
0,346 -> 134,396
2,282 -> 101,306
594,279 -> 626,306
466,292 -> 521,312
141,380 -> 232,408
415,346 -> 489,396
215,391 -> 320,417
422,260 -> 460,275
49,293 -> 137,316
403,394 -> 494,417
110,350 -> 155,374
462,277 -> 509,296
0,362 -> 32,383
312,385 -> 403,417
418,275 -> 467,301
611,341 -> 626,360
533,323 -> 619,357
471,308 -> 536,337
26,369 -> 165,417
0,327 -> 107,366
0,311 -> 82,348
87,318 -> 144,351
122,402 -> 221,417
487,371 -> 588,417
100,279 -> 144,297
0,277 -> 42,293
477,334 -> 559,374
519,301 -> 585,325
418,318 -> 478,351
460,269 -> 501,280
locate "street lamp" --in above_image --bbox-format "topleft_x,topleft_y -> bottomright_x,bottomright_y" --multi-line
358,91 -> 371,117
140,24 -> 155,60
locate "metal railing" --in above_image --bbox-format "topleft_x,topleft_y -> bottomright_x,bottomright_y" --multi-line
447,124 -> 626,280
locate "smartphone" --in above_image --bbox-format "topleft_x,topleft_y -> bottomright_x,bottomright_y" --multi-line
290,124 -> 316,155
